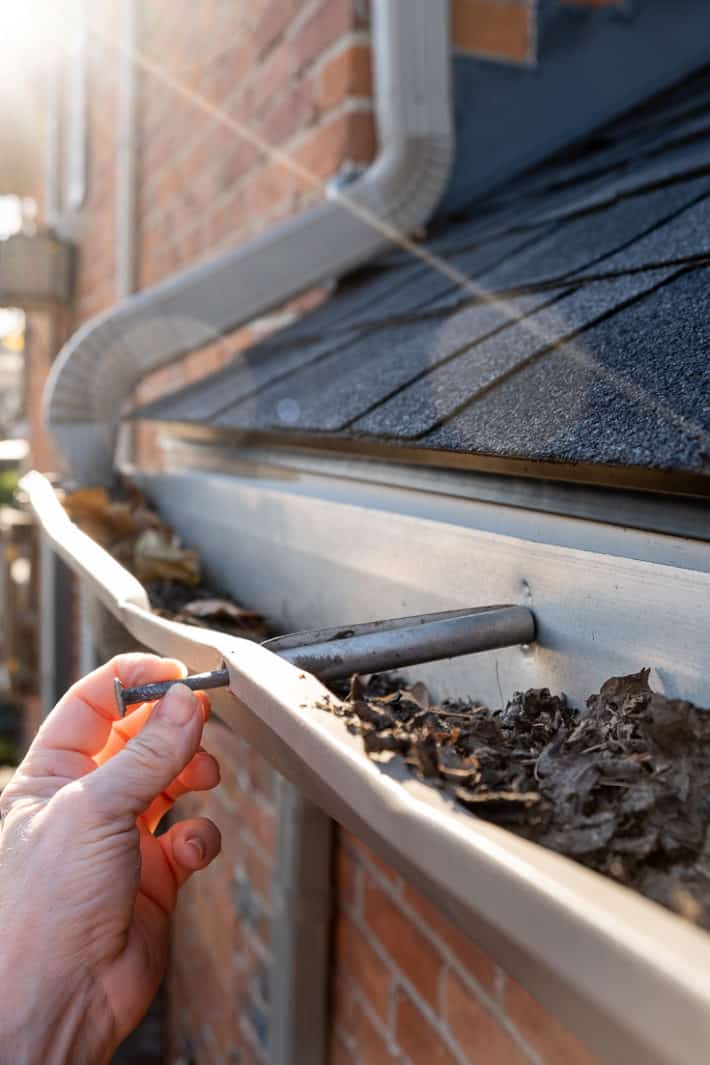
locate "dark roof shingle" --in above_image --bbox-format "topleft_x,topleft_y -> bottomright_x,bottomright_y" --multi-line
132,68 -> 710,494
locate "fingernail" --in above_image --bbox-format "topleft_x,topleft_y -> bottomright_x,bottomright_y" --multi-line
157,683 -> 198,726
186,835 -> 206,862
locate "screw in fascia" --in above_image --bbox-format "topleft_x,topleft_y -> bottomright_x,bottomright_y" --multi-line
113,667 -> 230,716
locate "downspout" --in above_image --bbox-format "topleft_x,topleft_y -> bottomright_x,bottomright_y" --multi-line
44,0 -> 454,485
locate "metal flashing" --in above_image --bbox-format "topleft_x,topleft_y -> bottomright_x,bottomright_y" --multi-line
145,436 -> 710,545
129,416 -> 710,500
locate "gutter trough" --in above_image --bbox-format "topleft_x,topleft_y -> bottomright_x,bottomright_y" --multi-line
22,470 -> 710,1065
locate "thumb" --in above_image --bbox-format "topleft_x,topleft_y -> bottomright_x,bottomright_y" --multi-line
87,684 -> 204,820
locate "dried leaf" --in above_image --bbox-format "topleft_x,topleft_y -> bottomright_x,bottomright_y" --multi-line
62,481 -> 269,642
132,529 -> 201,586
322,669 -> 710,930
64,487 -> 138,547
183,598 -> 263,622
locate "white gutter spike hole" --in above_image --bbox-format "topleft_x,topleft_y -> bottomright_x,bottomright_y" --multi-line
44,0 -> 454,485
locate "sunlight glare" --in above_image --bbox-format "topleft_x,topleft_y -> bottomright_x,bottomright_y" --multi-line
0,0 -> 81,64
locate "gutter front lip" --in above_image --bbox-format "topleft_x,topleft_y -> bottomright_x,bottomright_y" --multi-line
21,469 -> 710,1065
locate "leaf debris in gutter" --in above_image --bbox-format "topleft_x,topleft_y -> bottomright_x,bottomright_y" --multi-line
62,483 -> 270,640
59,483 -> 710,926
322,670 -> 710,929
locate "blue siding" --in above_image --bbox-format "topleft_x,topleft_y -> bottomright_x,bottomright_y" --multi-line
442,0 -> 710,215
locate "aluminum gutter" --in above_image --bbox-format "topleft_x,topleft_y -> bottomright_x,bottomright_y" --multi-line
44,0 -> 453,486
22,469 -> 710,1065
139,466 -> 710,710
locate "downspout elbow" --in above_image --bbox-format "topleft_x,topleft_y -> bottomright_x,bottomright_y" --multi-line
342,0 -> 454,237
45,0 -> 454,484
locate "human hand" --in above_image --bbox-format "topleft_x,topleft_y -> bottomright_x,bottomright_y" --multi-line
0,653 -> 222,1065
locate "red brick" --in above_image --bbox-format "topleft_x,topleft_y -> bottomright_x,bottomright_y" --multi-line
330,1030 -> 356,1065
245,160 -> 295,220
362,874 -> 443,1008
335,842 -> 359,910
247,747 -> 275,799
244,839 -> 273,898
293,0 -> 358,73
205,188 -> 256,250
318,42 -> 372,108
254,0 -> 299,57
395,990 -> 458,1065
213,38 -> 258,99
246,41 -> 293,118
506,979 -> 604,1065
241,789 -> 276,853
334,913 -> 392,1022
444,969 -> 531,1065
333,972 -> 358,1029
451,0 -> 532,63
343,830 -> 399,885
262,77 -> 319,145
291,109 -> 375,186
403,883 -> 496,992
348,1000 -> 399,1065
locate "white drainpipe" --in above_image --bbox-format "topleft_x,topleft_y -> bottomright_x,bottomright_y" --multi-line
44,0 -> 454,485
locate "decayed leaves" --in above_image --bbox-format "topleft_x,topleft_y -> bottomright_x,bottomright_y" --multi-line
133,529 -> 201,585
325,669 -> 710,928
63,484 -> 198,584
62,482 -> 268,640
147,582 -> 271,641
63,486 -> 157,550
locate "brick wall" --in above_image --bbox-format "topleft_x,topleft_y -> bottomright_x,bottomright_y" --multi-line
131,0 -> 374,467
137,0 -> 374,291
75,2 -> 121,323
332,830 -> 602,1065
167,719 -> 277,1064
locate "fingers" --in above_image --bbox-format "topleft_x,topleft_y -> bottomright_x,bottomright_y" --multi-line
140,817 -> 221,914
85,684 -> 205,820
94,690 -> 210,766
34,654 -> 187,759
140,749 -> 221,833
94,690 -> 215,832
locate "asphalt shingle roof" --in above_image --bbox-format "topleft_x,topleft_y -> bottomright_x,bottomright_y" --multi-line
132,67 -> 710,494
